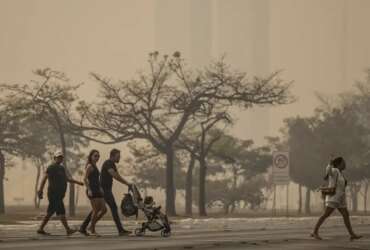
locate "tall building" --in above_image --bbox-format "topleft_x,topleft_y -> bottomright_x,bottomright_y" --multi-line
213,0 -> 271,145
155,0 -> 271,145
154,0 -> 191,59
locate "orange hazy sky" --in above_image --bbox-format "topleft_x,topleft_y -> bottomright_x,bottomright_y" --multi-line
1,0 -> 370,205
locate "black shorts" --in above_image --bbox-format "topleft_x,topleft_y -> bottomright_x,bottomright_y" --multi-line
47,194 -> 66,216
86,189 -> 104,199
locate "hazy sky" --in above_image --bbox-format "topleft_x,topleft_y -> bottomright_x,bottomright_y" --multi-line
2,0 -> 370,205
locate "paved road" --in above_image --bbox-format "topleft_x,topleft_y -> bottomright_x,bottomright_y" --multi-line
0,216 -> 369,249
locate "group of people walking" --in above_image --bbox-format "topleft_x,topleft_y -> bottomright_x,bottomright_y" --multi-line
36,149 -> 363,240
37,149 -> 132,236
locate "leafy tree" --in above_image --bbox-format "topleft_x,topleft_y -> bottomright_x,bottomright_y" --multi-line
178,126 -> 228,216
125,142 -> 186,195
283,103 -> 370,213
283,116 -> 321,214
0,100 -> 48,213
0,69 -> 88,216
194,175 -> 268,214
314,107 -> 370,212
202,134 -> 272,214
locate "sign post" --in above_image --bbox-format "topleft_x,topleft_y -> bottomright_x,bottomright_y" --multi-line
272,151 -> 290,215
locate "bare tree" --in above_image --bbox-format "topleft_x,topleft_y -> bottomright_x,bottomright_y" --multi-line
74,52 -> 293,215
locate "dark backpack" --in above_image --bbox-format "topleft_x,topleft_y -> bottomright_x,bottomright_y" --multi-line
121,193 -> 138,218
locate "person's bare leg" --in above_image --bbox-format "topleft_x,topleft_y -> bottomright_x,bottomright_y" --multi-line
90,199 -> 107,236
60,215 -> 77,235
96,200 -> 107,222
88,200 -> 100,234
311,206 -> 335,240
38,213 -> 52,233
337,207 -> 362,240
60,215 -> 69,230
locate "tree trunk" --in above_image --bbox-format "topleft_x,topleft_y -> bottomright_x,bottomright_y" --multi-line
34,164 -> 41,208
350,185 -> 359,213
305,187 -> 311,214
232,166 -> 237,189
298,184 -> 302,214
69,183 -> 75,216
185,155 -> 195,216
75,184 -> 80,207
59,133 -> 75,217
230,202 -> 236,214
61,131 -> 75,217
51,107 -> 75,216
229,166 -> 237,214
272,185 -> 276,215
223,203 -> 230,215
0,150 -> 5,214
165,147 -> 176,216
198,157 -> 207,216
364,182 -> 369,214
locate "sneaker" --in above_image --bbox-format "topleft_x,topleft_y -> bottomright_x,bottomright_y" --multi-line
118,229 -> 132,236
89,232 -> 102,237
66,228 -> 78,236
37,229 -> 51,236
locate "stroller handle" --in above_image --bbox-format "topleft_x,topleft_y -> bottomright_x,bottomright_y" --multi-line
128,184 -> 143,202
128,183 -> 138,192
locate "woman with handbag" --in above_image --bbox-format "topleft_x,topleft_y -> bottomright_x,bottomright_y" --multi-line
311,157 -> 362,240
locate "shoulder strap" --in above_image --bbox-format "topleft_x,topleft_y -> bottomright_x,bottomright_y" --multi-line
342,172 -> 348,186
333,169 -> 339,188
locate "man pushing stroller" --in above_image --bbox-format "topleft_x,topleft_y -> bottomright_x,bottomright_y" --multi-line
80,149 -> 133,236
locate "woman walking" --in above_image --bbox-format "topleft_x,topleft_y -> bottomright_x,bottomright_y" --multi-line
311,156 -> 362,241
81,149 -> 107,236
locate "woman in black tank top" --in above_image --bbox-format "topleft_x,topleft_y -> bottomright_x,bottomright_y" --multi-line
82,150 -> 107,236
87,164 -> 101,198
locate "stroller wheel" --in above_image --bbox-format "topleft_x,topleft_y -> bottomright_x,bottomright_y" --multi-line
134,228 -> 145,237
161,229 -> 171,238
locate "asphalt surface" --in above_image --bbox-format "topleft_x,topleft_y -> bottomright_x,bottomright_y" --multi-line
0,216 -> 369,249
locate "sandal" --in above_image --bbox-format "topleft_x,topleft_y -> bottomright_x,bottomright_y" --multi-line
310,233 -> 323,240
37,229 -> 51,236
350,235 -> 362,241
78,229 -> 90,236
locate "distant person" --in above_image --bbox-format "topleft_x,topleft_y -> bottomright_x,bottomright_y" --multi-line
79,149 -> 132,236
311,156 -> 362,241
80,150 -> 107,236
37,151 -> 84,235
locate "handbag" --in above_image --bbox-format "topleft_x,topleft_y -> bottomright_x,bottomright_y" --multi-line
121,193 -> 138,218
320,171 -> 338,197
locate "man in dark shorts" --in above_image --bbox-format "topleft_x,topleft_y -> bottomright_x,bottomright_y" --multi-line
79,148 -> 132,236
37,151 -> 84,235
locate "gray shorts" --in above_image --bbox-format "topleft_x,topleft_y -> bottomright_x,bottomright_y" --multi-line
326,200 -> 347,209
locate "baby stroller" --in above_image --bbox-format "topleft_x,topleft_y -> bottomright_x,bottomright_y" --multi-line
121,184 -> 171,237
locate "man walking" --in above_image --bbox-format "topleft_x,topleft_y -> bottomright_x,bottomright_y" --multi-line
79,149 -> 132,236
37,151 -> 84,235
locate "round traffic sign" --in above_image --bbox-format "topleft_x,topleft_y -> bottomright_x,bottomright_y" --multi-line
274,154 -> 289,169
